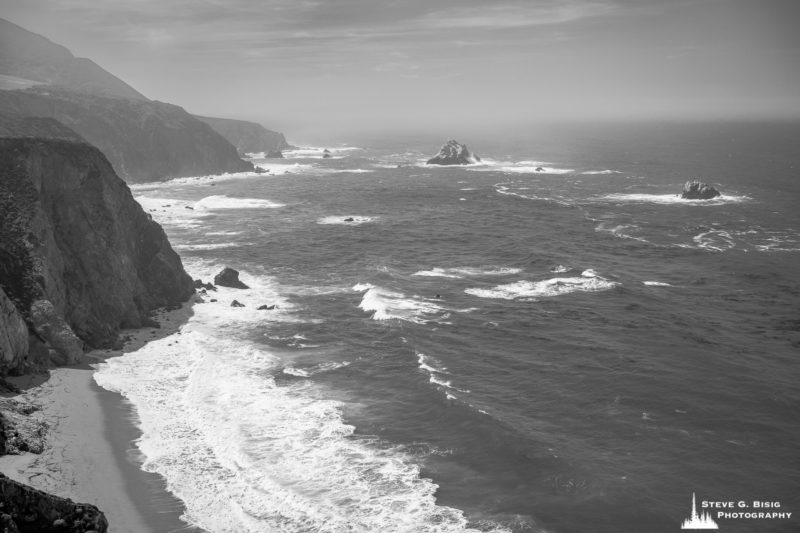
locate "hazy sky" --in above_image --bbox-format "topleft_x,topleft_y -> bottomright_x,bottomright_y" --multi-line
2,0 -> 799,138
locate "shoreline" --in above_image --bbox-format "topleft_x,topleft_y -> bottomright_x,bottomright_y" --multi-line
0,302 -> 203,533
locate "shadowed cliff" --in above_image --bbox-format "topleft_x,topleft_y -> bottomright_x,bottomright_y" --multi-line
0,88 -> 254,183
195,115 -> 291,155
0,115 -> 194,372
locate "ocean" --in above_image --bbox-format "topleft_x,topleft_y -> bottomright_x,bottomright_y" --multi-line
94,122 -> 800,533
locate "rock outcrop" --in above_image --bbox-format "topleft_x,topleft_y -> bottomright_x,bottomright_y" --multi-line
264,150 -> 284,159
0,473 -> 108,532
426,140 -> 481,165
0,288 -> 28,375
214,268 -> 249,289
0,88 -> 253,183
0,117 -> 194,365
195,115 -> 291,156
681,180 -> 721,200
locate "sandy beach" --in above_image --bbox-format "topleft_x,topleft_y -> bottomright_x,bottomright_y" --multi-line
0,303 -> 201,533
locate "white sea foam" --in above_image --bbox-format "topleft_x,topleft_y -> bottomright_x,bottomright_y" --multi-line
643,281 -> 672,286
594,193 -> 750,205
582,170 -> 622,175
135,196 -> 208,229
468,159 -> 575,175
194,195 -> 285,210
550,265 -> 569,273
95,268 -> 505,533
282,146 -> 362,159
354,284 -> 445,324
412,267 -> 522,279
317,216 -> 377,225
465,270 -> 618,300
494,184 -> 571,206
174,242 -> 249,251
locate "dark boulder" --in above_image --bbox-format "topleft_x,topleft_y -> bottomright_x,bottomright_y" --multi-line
192,279 -> 216,291
681,180 -> 721,200
257,304 -> 276,310
343,217 -> 354,222
213,268 -> 249,289
535,167 -> 544,172
230,300 -> 245,308
264,150 -> 284,159
426,140 -> 481,165
254,166 -> 267,174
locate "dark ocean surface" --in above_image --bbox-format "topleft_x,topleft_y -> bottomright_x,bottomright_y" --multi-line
96,122 -> 800,533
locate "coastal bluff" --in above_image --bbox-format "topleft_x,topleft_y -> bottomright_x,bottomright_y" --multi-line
0,116 -> 194,371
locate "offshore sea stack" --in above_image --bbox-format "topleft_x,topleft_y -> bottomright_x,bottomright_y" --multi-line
214,267 -> 250,289
681,180 -> 721,199
0,115 -> 194,371
426,140 -> 481,165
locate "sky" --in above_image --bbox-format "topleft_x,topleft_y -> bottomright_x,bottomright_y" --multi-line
1,0 -> 799,139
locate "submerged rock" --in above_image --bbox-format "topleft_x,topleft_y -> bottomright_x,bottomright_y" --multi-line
230,300 -> 245,308
343,217 -> 354,222
257,304 -> 276,310
213,268 -> 249,289
681,180 -> 721,199
264,150 -> 284,159
426,140 -> 481,165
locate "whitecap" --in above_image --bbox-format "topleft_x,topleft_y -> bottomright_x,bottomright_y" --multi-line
194,195 -> 285,210
412,267 -> 522,279
353,284 -> 444,324
582,170 -> 622,175
643,281 -> 672,287
593,193 -> 750,205
465,273 -> 618,300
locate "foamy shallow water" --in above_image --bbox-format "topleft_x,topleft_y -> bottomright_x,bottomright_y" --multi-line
95,265 -> 509,533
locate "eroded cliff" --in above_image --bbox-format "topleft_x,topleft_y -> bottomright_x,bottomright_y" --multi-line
0,118 -> 194,368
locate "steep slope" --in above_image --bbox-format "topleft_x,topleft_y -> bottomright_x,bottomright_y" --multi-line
0,116 -> 194,369
0,88 -> 254,182
0,17 -> 146,101
195,115 -> 291,155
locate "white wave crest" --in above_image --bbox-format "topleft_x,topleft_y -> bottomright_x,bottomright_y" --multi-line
194,195 -> 285,210
412,267 -> 522,279
593,193 -> 750,205
465,271 -> 618,300
354,284 -> 444,324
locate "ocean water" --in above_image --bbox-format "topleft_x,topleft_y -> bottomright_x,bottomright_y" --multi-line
95,122 -> 800,533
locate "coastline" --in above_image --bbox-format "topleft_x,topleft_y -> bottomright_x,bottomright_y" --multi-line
0,302 -> 203,533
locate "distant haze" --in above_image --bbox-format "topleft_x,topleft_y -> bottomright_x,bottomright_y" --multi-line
2,0 -> 799,140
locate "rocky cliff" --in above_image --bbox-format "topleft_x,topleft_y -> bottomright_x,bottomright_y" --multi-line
0,473 -> 108,533
0,88 -> 254,183
0,116 -> 194,369
195,115 -> 291,155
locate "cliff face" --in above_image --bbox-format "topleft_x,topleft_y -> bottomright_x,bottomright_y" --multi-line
0,17 -> 145,101
0,473 -> 108,533
0,120 -> 194,367
0,88 -> 253,183
195,115 -> 291,155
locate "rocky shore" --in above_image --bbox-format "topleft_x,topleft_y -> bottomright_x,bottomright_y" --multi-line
0,116 -> 195,530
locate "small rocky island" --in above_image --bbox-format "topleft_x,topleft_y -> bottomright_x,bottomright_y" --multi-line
427,140 -> 481,165
681,180 -> 721,199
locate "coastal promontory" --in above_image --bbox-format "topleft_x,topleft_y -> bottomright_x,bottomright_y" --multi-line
0,115 -> 194,369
